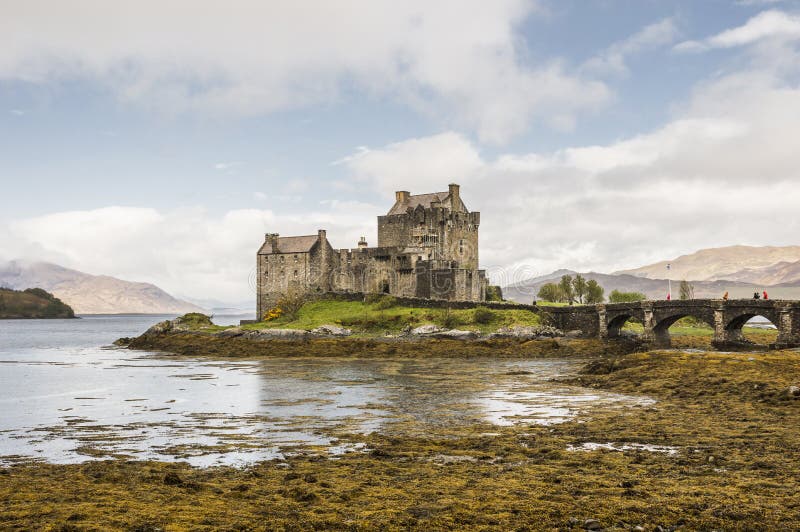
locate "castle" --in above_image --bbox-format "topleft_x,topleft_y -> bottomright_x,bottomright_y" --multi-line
256,184 -> 487,317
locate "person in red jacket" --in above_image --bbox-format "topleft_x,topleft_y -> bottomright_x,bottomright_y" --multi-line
763,290 -> 769,300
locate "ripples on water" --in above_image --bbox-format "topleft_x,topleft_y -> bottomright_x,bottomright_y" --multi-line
0,315 -> 651,467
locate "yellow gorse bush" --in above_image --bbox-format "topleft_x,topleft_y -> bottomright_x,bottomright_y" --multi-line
263,307 -> 283,322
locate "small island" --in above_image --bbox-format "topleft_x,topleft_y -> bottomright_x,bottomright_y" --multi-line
0,287 -> 75,319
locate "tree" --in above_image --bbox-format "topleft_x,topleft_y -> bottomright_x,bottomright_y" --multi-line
609,290 -> 647,303
572,274 -> 587,304
537,283 -> 562,303
559,275 -> 575,304
679,280 -> 695,300
485,285 -> 504,302
585,279 -> 605,304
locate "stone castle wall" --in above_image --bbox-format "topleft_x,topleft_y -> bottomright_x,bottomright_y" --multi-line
256,185 -> 487,318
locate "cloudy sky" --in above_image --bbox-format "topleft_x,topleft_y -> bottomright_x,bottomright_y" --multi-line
2,0 -> 800,303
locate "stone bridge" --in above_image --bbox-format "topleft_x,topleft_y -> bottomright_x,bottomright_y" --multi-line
543,300 -> 800,349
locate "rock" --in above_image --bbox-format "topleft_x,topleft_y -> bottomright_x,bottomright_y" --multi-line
310,324 -> 352,337
217,327 -> 244,337
246,328 -> 309,340
632,527 -> 645,532
565,329 -> 584,338
583,518 -> 602,530
144,320 -> 173,336
788,385 -> 800,397
432,329 -> 478,339
410,324 -> 446,335
113,337 -> 133,347
486,325 -> 564,340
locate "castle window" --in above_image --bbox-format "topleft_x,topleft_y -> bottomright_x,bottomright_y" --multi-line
294,269 -> 298,277
294,254 -> 298,262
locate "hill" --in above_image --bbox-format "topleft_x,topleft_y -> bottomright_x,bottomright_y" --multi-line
502,269 -> 800,304
0,261 -> 204,315
0,287 -> 75,319
616,245 -> 800,282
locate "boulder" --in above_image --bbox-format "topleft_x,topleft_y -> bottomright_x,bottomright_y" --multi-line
486,325 -> 564,340
245,328 -> 309,340
217,327 -> 244,338
311,324 -> 353,337
410,325 -> 446,335
143,320 -> 173,336
432,329 -> 479,339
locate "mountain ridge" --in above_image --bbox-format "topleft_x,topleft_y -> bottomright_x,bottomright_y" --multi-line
616,245 -> 800,282
0,260 -> 204,315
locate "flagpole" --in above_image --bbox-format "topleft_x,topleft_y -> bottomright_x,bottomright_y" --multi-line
667,263 -> 671,300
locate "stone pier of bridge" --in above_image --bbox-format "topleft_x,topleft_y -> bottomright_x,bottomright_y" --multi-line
543,299 -> 800,350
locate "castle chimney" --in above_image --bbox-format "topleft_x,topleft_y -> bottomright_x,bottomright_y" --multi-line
396,190 -> 410,203
448,183 -> 460,208
358,236 -> 368,249
266,233 -> 280,253
318,229 -> 327,242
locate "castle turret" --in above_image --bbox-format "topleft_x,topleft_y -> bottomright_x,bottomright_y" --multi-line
448,183 -> 460,210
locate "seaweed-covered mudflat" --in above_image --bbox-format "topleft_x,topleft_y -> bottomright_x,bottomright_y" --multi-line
3,346 -> 800,529
2,316 -> 799,530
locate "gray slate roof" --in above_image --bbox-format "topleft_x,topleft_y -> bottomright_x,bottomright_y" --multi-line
387,191 -> 450,215
258,235 -> 318,255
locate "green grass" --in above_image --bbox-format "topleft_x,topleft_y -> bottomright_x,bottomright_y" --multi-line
239,299 -> 540,335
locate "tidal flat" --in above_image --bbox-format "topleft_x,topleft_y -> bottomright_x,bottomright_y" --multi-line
2,336 -> 800,530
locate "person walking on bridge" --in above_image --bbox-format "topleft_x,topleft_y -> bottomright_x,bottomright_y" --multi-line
753,292 -> 761,300
763,290 -> 769,300
723,291 -> 729,301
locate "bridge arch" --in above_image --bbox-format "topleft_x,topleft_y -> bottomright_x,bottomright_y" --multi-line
723,309 -> 780,346
606,313 -> 638,338
650,302 -> 718,348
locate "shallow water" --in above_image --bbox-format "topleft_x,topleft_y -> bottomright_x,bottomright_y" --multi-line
0,315 -> 652,467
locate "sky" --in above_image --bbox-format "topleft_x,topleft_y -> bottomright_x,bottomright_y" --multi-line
2,0 -> 800,303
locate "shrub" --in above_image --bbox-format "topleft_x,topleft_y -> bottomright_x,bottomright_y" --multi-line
609,290 -> 647,303
263,307 -> 283,321
372,295 -> 398,310
442,308 -> 462,329
473,306 -> 495,324
364,293 -> 385,305
176,313 -> 214,328
275,289 -> 309,320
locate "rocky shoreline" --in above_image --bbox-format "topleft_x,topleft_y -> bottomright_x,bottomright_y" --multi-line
118,316 -> 633,358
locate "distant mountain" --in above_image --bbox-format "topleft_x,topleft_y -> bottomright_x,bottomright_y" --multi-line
0,261 -> 205,315
616,245 -> 800,282
503,269 -> 800,304
720,260 -> 800,286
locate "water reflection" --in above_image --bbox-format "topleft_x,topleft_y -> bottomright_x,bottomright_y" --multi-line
0,350 -> 654,467
0,316 -> 654,467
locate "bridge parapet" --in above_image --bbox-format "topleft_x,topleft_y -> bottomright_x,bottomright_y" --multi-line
542,299 -> 800,350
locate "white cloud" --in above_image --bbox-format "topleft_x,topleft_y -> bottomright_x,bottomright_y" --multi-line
0,0 -> 609,143
583,18 -> 679,76
341,132 -> 484,198
335,54 -> 800,281
675,10 -> 800,52
0,202 -> 378,302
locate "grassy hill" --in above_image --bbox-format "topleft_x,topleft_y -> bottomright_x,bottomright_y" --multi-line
0,287 -> 76,319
